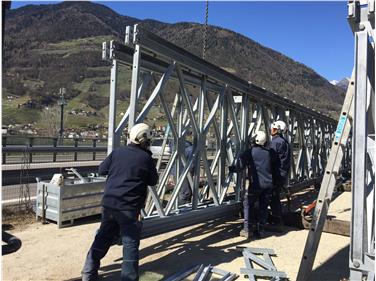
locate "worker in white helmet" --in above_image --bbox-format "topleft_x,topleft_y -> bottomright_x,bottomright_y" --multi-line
229,131 -> 277,240
82,123 -> 158,281
269,120 -> 291,231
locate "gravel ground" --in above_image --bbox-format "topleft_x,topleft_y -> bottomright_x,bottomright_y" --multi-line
3,212 -> 349,281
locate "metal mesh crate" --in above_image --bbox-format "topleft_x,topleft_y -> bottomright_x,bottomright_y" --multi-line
36,176 -> 106,228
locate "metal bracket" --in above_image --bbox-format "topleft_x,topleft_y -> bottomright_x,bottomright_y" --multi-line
236,247 -> 287,280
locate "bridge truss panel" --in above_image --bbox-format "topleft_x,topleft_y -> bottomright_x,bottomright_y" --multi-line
101,25 -> 346,226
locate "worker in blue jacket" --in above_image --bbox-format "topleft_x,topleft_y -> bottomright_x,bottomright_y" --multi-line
269,120 -> 291,230
82,123 -> 158,281
229,131 -> 277,239
169,140 -> 195,205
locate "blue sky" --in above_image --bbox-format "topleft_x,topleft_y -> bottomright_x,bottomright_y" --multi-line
10,1 -> 354,81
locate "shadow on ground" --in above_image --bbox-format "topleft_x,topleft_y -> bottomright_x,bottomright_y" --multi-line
66,215 -> 301,281
66,186 -> 351,281
102,217 -> 245,280
310,244 -> 350,281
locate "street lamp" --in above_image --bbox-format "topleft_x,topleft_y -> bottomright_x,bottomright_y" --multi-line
57,88 -> 67,140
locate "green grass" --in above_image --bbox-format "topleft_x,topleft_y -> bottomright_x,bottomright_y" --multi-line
32,35 -> 114,56
65,114 -> 106,128
2,102 -> 41,125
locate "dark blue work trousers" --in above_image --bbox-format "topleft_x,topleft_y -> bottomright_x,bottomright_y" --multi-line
82,207 -> 141,281
270,178 -> 287,223
243,188 -> 272,231
270,186 -> 282,222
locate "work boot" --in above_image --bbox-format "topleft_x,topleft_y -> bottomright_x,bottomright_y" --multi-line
265,217 -> 284,233
253,224 -> 266,239
265,222 -> 284,233
239,228 -> 251,240
81,273 -> 98,281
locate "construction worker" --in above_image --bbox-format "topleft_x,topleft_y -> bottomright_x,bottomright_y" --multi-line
269,120 -> 291,230
229,131 -> 277,239
168,139 -> 195,205
81,123 -> 158,281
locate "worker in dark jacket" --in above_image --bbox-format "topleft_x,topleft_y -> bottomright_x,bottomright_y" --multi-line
169,140 -> 195,205
178,141 -> 194,204
82,123 -> 158,281
269,120 -> 291,230
229,131 -> 277,239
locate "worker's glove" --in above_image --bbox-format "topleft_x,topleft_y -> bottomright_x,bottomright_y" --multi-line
229,165 -> 237,173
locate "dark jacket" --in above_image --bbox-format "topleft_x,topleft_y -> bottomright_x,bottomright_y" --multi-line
99,144 -> 159,211
270,134 -> 291,183
237,145 -> 277,190
170,141 -> 194,200
169,141 -> 195,174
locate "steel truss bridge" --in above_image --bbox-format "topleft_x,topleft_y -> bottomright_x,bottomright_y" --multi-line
101,24 -> 351,237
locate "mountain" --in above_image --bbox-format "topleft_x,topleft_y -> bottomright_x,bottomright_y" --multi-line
2,1 -> 344,133
336,77 -> 350,91
330,77 -> 350,92
330,80 -> 339,85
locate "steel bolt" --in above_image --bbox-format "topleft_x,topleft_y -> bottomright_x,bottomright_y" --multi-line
353,260 -> 360,268
359,24 -> 365,30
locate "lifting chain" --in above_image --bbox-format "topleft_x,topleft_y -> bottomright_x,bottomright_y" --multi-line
202,0 -> 209,60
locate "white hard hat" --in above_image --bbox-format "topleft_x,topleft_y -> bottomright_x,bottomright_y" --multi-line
129,123 -> 152,145
254,131 -> 267,146
271,120 -> 287,133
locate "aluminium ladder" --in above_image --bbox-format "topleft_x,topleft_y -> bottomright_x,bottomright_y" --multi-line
297,0 -> 375,279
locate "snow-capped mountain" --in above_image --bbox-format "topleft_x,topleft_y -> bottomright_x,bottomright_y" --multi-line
330,77 -> 350,91
330,80 -> 339,85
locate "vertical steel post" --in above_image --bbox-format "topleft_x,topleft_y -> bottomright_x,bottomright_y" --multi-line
285,110 -> 292,184
175,92 -> 183,210
107,59 -> 118,154
59,103 -> 64,139
237,93 -> 249,202
218,86 -> 228,195
193,76 -> 206,208
129,44 -> 141,133
350,30 -> 369,280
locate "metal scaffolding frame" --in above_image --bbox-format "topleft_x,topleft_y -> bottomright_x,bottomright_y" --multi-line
101,24 -> 347,234
297,1 -> 374,279
348,0 -> 375,279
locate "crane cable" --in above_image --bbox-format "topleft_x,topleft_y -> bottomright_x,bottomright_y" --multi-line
202,0 -> 209,60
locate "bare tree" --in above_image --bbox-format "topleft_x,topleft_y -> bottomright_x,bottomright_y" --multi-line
40,106 -> 63,137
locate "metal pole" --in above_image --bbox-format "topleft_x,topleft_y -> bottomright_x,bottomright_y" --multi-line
107,59 -> 118,154
218,86 -> 228,195
349,29 -> 370,280
58,88 -> 66,141
128,41 -> 141,132
59,103 -> 64,139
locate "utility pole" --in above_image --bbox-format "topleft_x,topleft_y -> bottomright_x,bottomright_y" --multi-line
57,88 -> 67,140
